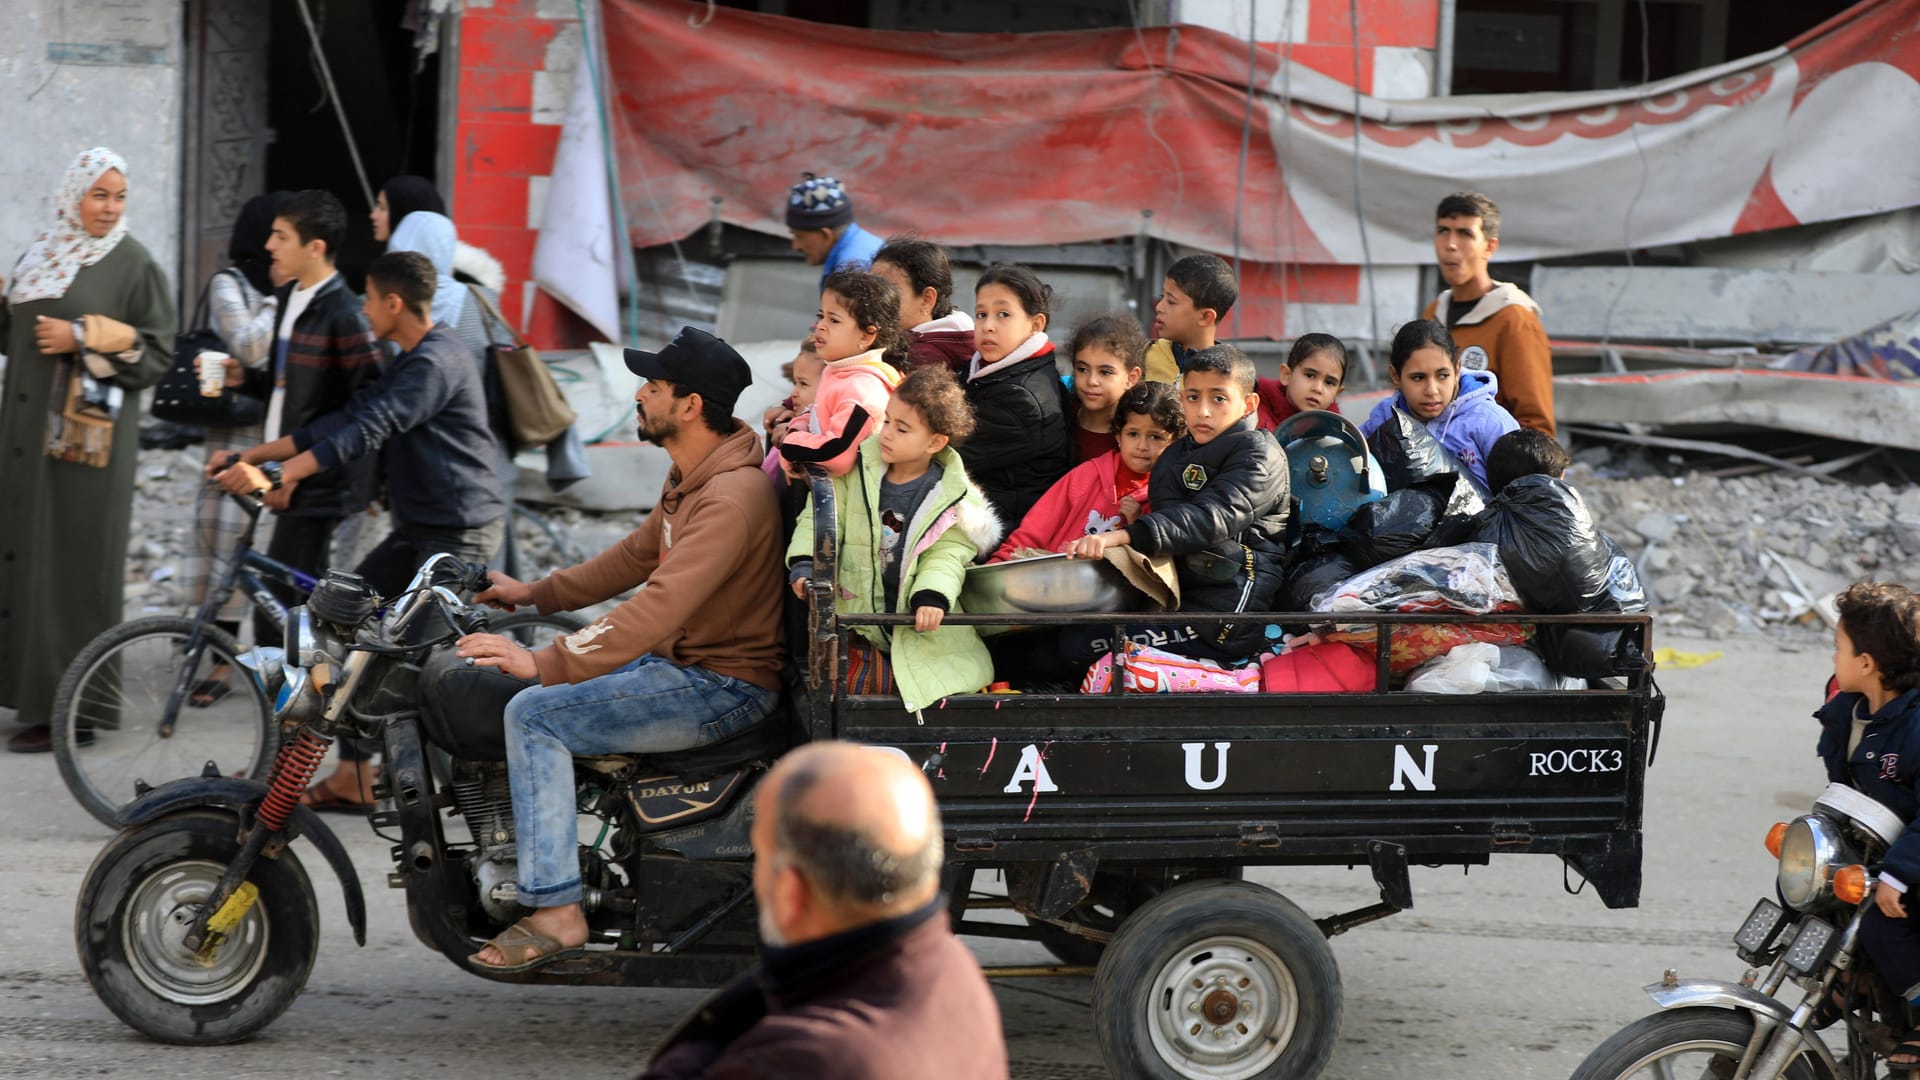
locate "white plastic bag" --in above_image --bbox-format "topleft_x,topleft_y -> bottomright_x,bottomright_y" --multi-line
1482,645 -> 1587,692
1406,642 -> 1498,694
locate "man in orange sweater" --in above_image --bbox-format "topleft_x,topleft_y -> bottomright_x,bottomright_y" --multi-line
454,327 -> 785,973
1421,191 -> 1556,436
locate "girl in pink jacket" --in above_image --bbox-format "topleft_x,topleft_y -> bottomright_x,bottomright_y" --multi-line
776,270 -> 907,478
991,382 -> 1184,561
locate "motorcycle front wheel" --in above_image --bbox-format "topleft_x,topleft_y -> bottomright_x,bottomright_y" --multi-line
53,616 -> 277,828
75,809 -> 319,1045
1571,1007 -> 1824,1080
492,609 -> 587,649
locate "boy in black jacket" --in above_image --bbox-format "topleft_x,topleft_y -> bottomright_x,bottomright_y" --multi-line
1071,345 -> 1289,661
1818,583 -> 1920,1066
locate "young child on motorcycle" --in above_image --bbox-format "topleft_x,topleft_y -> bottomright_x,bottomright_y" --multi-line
786,366 -> 1000,712
1818,581 -> 1920,1066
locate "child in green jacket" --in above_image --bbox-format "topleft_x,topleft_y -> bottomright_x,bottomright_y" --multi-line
788,367 -> 1000,710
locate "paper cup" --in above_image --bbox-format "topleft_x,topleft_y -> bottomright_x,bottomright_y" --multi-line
197,351 -> 230,397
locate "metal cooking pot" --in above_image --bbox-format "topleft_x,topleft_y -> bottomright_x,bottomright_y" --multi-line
959,553 -> 1149,615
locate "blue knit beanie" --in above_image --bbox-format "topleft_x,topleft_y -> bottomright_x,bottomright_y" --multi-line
786,172 -> 855,231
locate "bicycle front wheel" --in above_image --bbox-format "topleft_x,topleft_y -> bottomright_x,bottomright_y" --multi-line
52,616 -> 277,828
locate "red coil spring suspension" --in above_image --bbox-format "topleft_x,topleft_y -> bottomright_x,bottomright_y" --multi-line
257,728 -> 333,832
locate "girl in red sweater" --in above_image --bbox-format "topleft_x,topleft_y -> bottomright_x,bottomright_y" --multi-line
1255,332 -> 1348,429
991,381 -> 1184,561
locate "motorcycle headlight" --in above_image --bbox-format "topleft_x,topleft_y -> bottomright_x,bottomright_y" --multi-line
273,664 -> 311,720
1778,815 -> 1845,910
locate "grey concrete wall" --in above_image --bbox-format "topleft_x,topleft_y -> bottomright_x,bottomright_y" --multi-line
0,1 -> 184,309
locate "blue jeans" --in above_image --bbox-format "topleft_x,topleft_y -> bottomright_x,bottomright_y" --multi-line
504,654 -> 776,907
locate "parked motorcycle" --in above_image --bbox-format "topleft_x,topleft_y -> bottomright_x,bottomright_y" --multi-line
1573,783 -> 1914,1079
75,553 -> 789,1044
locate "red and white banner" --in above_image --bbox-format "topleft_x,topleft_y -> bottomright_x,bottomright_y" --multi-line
602,0 -> 1920,267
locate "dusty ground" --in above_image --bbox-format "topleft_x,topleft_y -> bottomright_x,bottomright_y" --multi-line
0,630 -> 1836,1078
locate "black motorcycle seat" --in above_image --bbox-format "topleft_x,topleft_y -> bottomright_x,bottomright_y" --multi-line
636,716 -> 793,779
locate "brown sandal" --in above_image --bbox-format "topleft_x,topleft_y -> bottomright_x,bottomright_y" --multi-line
298,783 -> 373,814
466,918 -> 587,974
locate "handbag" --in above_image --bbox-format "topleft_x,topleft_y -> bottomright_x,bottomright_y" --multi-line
470,285 -> 576,449
150,269 -> 266,428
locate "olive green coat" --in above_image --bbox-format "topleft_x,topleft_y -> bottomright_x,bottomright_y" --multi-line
0,237 -> 173,721
788,440 -> 1001,712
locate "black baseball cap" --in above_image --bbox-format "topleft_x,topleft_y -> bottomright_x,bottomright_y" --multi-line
624,327 -> 753,411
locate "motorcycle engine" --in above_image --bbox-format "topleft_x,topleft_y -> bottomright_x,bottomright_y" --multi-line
449,760 -> 522,922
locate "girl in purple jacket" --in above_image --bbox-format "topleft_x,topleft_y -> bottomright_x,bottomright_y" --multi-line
1360,318 -> 1519,487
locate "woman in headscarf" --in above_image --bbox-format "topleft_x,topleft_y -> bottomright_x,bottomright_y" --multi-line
0,148 -> 174,753
369,175 -> 444,245
176,192 -> 289,697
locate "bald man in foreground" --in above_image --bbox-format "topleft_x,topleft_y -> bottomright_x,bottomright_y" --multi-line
640,742 -> 1008,1080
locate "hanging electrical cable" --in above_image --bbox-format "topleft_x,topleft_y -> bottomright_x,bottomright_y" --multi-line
295,0 -> 374,210
1348,0 -> 1383,354
1599,0 -> 1655,350
1125,0 -> 1189,292
1230,0 -> 1263,329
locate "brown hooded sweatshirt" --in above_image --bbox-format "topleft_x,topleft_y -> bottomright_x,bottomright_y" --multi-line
1423,281 -> 1556,437
528,422 -> 784,690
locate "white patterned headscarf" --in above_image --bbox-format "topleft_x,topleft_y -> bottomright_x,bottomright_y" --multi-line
8,147 -> 130,305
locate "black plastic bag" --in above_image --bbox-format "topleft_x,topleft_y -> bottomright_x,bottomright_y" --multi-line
1338,480 -> 1446,569
1534,623 -> 1646,680
1472,475 -> 1646,614
1426,512 -> 1480,549
1281,547 -> 1358,614
1368,407 -> 1493,500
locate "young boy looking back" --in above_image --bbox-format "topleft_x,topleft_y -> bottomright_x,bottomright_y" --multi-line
1071,345 -> 1290,662
1484,428 -> 1570,495
1145,254 -> 1237,384
1817,583 -> 1920,1067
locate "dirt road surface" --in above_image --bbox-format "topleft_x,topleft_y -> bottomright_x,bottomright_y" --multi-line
0,633 -> 1831,1079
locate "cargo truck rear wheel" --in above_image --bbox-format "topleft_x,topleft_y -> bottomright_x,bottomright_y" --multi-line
1091,879 -> 1340,1080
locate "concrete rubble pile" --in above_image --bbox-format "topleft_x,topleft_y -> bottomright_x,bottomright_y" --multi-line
1566,458 -> 1920,640
122,442 -> 1917,643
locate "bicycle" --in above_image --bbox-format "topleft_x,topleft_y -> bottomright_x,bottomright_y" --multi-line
51,491 -> 583,826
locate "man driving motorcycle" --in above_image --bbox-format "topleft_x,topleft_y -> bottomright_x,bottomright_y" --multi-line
456,327 -> 785,972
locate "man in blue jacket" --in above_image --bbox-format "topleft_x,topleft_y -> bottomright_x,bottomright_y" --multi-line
210,250 -> 507,810
786,173 -> 883,287
211,249 -> 506,588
